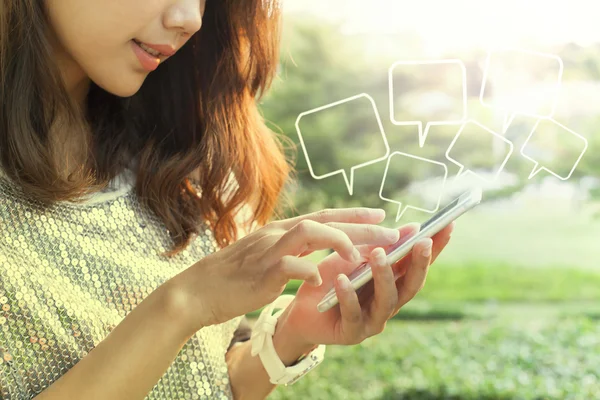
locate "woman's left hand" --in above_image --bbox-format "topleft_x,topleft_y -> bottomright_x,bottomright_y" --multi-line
271,221 -> 454,358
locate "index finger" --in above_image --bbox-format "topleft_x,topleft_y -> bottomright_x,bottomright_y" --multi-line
277,207 -> 386,230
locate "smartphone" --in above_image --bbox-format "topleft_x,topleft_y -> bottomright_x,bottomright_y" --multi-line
316,187 -> 483,313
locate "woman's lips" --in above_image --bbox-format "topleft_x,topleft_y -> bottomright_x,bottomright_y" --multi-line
139,42 -> 176,57
131,40 -> 160,72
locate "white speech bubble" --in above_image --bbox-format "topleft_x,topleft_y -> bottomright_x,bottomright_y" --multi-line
521,118 -> 588,181
379,151 -> 448,222
388,59 -> 468,148
446,120 -> 514,182
295,93 -> 390,196
479,48 -> 564,134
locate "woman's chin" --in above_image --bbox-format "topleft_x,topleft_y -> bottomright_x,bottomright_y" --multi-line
91,72 -> 147,98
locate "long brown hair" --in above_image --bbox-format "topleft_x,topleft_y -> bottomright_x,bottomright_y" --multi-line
0,0 -> 294,257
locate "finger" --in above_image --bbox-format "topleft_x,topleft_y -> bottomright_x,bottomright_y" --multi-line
390,222 -> 453,279
365,247 -> 396,336
265,220 -> 360,265
335,274 -> 364,344
394,238 -> 433,314
298,222 -> 400,259
269,255 -> 322,287
277,207 -> 386,230
351,223 -> 425,303
382,222 -> 420,252
354,222 -> 420,258
324,222 -> 400,247
430,221 -> 455,264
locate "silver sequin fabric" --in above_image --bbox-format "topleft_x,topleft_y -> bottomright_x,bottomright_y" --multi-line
0,170 -> 242,399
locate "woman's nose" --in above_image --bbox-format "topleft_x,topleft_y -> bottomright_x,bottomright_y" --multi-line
163,0 -> 203,36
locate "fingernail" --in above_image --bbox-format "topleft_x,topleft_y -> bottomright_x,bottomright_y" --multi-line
384,228 -> 400,241
370,208 -> 385,219
406,222 -> 421,233
314,274 -> 323,286
337,274 -> 350,290
376,249 -> 388,267
352,247 -> 362,262
358,208 -> 384,219
421,239 -> 433,257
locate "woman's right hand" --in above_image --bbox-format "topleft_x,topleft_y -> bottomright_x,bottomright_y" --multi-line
166,207 -> 402,335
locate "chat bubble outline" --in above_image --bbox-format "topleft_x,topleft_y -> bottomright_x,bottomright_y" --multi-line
388,59 -> 468,148
295,93 -> 390,196
479,48 -> 564,134
521,118 -> 588,181
445,119 -> 514,183
379,151 -> 449,222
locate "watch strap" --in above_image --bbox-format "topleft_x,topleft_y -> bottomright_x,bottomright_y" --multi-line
250,295 -> 325,385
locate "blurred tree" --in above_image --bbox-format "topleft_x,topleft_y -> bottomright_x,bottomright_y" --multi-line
258,16 -> 600,215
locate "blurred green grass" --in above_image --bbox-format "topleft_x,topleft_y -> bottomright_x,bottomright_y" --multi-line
267,317 -> 600,400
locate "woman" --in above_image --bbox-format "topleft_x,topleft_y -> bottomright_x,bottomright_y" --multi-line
0,0 -> 454,399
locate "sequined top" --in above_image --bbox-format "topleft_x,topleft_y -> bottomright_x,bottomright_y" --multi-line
0,168 -> 243,399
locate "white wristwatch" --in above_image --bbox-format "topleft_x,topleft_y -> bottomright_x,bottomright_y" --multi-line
250,295 -> 326,385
